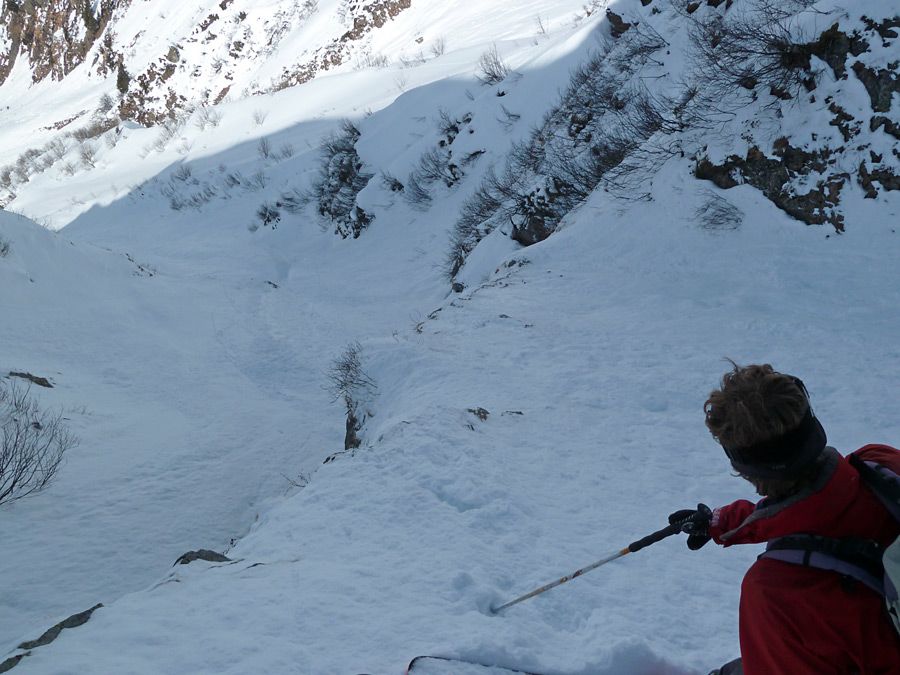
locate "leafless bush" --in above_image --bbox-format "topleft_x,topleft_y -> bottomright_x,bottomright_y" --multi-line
276,143 -> 295,160
436,108 -> 462,143
224,171 -> 244,189
400,51 -> 427,68
172,164 -> 193,182
79,143 -> 97,168
359,52 -> 390,69
380,171 -> 404,192
255,202 -> 281,229
0,381 -> 77,507
414,148 -> 460,187
695,191 -> 744,231
327,342 -> 377,451
477,44 -> 510,85
277,186 -> 311,213
252,109 -> 268,126
246,170 -> 268,191
404,172 -> 432,209
444,34 -> 688,280
326,342 -> 376,403
164,182 -> 217,211
686,0 -> 817,100
310,120 -> 373,237
97,93 -> 116,115
152,116 -> 187,152
498,104 -> 521,130
0,237 -> 10,257
47,139 -> 69,161
72,117 -> 118,142
258,137 -> 272,159
429,37 -> 446,57
445,177 -> 504,278
194,106 -> 223,130
60,161 -> 77,176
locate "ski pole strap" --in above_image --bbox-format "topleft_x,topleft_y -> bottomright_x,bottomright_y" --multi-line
627,521 -> 685,553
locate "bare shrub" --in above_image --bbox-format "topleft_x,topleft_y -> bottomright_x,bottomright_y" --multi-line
47,139 -> 69,161
79,143 -> 97,168
399,51 -> 427,68
498,104 -> 521,130
310,120 -> 373,238
252,109 -> 268,126
444,34 -> 688,280
0,237 -> 10,257
429,37 -> 446,57
477,44 -> 509,85
60,161 -> 77,176
361,52 -> 390,69
0,381 -> 77,506
194,106 -> 223,130
686,0 -> 817,100
172,165 -> 193,182
246,170 -> 268,191
254,202 -> 281,229
152,116 -> 187,152
277,186 -> 310,214
695,191 -> 744,231
436,108 -> 462,143
403,172 -> 432,209
277,143 -> 295,160
327,342 -> 377,451
327,342 -> 377,402
164,181 -> 217,211
97,93 -> 116,115
380,171 -> 404,192
224,171 -> 244,189
72,117 -> 118,142
414,148 -> 460,187
257,137 -> 272,160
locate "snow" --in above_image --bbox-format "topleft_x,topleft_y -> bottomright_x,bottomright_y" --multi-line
1,0 -> 899,673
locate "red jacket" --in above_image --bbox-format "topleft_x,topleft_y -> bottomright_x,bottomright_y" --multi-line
710,445 -> 900,675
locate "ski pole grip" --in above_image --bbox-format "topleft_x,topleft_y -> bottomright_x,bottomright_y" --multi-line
627,522 -> 683,553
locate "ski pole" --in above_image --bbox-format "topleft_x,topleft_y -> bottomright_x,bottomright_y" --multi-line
489,519 -> 688,614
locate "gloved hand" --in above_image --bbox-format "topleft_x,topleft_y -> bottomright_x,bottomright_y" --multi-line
668,503 -> 713,550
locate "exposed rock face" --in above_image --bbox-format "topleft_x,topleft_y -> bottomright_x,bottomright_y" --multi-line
0,603 -> 104,672
696,140 -> 849,232
273,0 -> 412,91
693,13 -> 899,234
0,0 -> 120,85
174,549 -> 231,565
0,0 -> 415,126
852,61 -> 900,113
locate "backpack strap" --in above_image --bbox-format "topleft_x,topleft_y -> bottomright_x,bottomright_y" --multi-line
848,454 -> 900,522
762,535 -> 886,595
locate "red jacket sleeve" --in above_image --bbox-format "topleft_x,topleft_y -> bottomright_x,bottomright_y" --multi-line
709,499 -> 757,545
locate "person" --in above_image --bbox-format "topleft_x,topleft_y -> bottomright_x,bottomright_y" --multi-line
670,363 -> 900,675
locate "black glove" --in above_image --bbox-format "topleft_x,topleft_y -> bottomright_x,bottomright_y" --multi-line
668,503 -> 713,550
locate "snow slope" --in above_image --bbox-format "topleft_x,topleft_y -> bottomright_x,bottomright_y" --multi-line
1,0 -> 899,673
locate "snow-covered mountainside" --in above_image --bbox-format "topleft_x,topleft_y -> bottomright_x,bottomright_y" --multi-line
1,0 -> 898,672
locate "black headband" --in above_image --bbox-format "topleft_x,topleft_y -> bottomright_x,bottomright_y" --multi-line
721,377 -> 827,480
